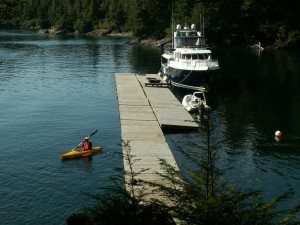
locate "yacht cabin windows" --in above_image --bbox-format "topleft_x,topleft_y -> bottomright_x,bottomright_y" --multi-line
175,37 -> 206,48
179,53 -> 211,60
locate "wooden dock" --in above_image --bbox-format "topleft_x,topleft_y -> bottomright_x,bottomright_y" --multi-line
115,73 -> 198,199
136,73 -> 198,129
115,73 -> 178,185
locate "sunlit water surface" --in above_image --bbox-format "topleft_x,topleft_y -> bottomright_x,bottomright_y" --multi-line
0,30 -> 300,224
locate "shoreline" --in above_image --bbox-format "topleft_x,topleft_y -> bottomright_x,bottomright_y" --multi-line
0,26 -> 284,50
36,27 -> 172,48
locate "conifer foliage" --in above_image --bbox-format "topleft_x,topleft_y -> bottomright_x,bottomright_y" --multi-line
1,0 -> 300,47
151,114 -> 300,225
68,118 -> 299,225
72,141 -> 175,225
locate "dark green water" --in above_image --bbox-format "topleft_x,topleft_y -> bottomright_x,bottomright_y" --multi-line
0,30 -> 299,224
169,47 -> 300,204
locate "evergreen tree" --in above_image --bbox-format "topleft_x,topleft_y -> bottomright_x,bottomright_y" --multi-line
1,0 -> 300,46
72,141 -> 175,225
69,116 -> 300,224
0,0 -> 25,19
150,114 -> 300,225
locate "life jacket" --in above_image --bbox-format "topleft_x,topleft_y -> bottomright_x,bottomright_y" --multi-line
84,142 -> 92,150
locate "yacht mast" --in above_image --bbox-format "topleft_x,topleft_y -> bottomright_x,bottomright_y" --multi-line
203,10 -> 205,36
171,1 -> 174,49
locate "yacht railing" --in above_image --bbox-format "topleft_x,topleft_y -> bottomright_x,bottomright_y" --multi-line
170,59 -> 219,70
171,82 -> 208,91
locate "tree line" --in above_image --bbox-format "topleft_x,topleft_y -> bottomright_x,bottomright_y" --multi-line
1,0 -> 299,47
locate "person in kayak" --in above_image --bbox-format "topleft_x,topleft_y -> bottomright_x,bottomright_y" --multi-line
81,137 -> 92,150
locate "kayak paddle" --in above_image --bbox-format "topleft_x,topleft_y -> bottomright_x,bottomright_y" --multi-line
72,130 -> 98,151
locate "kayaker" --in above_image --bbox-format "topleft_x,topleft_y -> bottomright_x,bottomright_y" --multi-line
82,137 -> 92,150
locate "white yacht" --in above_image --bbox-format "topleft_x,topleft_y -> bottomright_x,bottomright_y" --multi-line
160,24 -> 219,88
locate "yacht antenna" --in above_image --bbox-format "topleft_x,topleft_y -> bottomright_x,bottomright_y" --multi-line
202,9 -> 205,36
171,1 -> 174,49
199,13 -> 202,35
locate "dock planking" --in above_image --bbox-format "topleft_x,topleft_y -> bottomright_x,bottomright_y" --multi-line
137,74 -> 199,129
115,73 -> 199,201
115,73 -> 178,188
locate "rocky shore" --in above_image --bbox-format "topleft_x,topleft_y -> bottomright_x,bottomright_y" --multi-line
37,27 -> 172,49
38,27 -> 131,37
128,37 -> 171,48
36,27 -> 275,50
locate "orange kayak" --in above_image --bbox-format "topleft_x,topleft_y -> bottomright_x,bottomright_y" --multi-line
60,146 -> 102,160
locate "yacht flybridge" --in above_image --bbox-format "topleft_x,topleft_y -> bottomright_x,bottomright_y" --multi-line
159,24 -> 219,88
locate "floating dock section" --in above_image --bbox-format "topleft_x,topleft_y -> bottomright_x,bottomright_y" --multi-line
115,73 -> 198,198
136,73 -> 198,129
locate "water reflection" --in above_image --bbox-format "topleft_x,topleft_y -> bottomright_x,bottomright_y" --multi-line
1,30 -> 300,223
168,47 -> 300,210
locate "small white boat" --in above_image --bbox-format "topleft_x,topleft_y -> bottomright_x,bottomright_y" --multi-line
182,91 -> 210,112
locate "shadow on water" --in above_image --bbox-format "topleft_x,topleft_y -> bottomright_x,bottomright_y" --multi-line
163,47 -> 300,211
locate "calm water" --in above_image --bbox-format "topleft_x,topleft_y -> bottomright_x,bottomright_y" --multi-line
0,30 -> 300,224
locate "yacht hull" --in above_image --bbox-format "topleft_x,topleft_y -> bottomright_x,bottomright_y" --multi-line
161,65 -> 216,87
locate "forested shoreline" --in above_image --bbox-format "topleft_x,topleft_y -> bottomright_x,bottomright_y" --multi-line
1,0 -> 300,47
